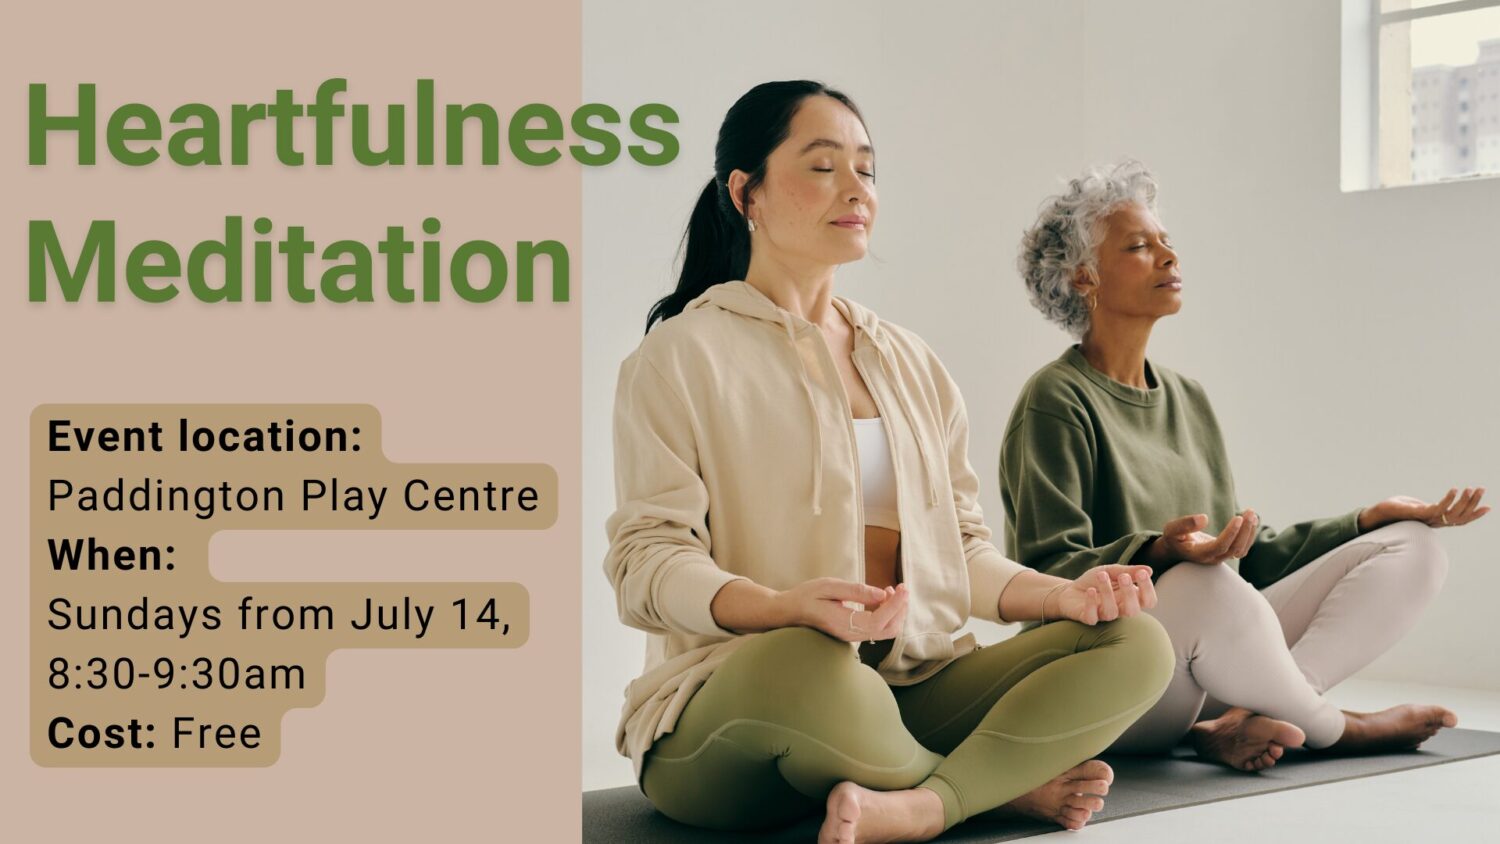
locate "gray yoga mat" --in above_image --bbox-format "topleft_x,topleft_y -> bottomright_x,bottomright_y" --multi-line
582,728 -> 1500,843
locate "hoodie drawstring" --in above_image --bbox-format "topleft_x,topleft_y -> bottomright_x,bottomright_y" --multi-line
782,311 -> 824,515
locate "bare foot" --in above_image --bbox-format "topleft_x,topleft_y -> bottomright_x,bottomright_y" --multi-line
818,781 -> 944,844
1002,759 -> 1114,832
1323,704 -> 1457,755
1190,706 -> 1306,772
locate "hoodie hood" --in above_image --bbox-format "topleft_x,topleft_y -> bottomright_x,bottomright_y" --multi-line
683,281 -> 941,514
684,278 -> 880,332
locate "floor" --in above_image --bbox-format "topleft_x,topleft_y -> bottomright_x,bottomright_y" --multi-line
584,679 -> 1500,841
1024,679 -> 1500,844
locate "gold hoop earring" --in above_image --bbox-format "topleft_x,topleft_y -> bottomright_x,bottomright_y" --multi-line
1085,290 -> 1098,312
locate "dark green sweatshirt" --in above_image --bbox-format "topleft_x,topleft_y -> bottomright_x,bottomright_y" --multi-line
1000,346 -> 1361,588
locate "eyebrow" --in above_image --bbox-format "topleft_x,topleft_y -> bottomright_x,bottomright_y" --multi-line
799,138 -> 874,155
1124,230 -> 1169,239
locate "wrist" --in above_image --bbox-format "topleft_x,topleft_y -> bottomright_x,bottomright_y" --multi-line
711,580 -> 790,634
770,589 -> 801,629
1357,506 -> 1382,533
1042,583 -> 1068,622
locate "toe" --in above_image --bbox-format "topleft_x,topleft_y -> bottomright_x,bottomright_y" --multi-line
1245,751 -> 1276,772
1077,759 -> 1114,783
1065,794 -> 1105,812
1062,807 -> 1092,825
1078,779 -> 1110,796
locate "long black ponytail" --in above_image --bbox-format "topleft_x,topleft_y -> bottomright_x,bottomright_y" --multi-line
645,80 -> 864,332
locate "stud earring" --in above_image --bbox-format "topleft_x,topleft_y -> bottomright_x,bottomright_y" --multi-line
747,218 -> 757,234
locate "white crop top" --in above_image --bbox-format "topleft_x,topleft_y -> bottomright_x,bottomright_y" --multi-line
852,417 -> 900,531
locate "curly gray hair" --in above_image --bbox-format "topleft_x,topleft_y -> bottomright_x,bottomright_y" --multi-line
1017,160 -> 1160,337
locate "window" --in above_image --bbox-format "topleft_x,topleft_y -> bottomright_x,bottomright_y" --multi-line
1342,0 -> 1500,190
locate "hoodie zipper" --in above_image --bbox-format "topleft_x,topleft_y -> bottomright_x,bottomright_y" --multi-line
849,330 -> 907,668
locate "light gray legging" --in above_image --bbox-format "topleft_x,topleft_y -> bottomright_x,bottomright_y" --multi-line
1109,521 -> 1448,751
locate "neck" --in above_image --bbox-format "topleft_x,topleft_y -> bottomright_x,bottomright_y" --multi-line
1079,314 -> 1156,388
744,251 -> 839,324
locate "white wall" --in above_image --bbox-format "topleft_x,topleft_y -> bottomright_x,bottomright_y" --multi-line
583,0 -> 1500,790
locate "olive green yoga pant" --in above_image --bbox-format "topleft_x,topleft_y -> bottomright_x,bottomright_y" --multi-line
640,615 -> 1173,832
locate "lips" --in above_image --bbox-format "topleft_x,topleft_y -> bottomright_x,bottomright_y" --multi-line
1157,277 -> 1183,289
832,215 -> 867,228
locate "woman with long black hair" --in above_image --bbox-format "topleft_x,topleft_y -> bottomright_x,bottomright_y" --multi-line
604,82 -> 1175,842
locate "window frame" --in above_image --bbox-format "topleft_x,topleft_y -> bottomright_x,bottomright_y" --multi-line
1342,0 -> 1500,190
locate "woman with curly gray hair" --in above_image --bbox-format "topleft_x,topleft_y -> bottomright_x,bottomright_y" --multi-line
1000,160 -> 1488,770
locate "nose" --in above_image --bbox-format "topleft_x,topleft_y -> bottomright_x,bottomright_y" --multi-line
1160,243 -> 1178,268
842,169 -> 873,205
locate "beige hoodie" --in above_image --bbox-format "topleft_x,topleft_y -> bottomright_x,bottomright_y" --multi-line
605,281 -> 1026,780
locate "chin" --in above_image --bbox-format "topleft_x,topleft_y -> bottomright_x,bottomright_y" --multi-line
823,244 -> 869,265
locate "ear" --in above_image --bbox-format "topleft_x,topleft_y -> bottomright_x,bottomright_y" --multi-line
1071,266 -> 1097,295
726,169 -> 752,218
